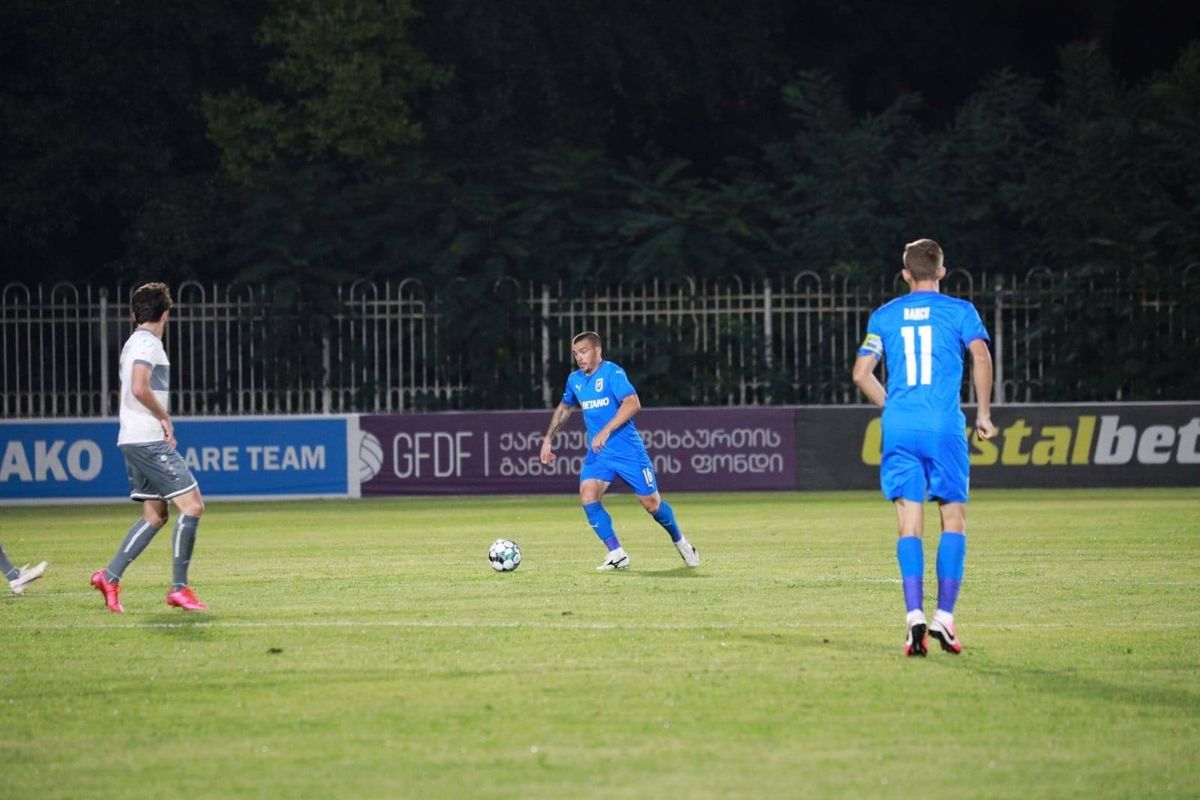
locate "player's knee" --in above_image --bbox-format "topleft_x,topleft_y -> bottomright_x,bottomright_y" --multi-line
640,495 -> 661,514
177,494 -> 205,518
579,481 -> 605,505
145,509 -> 168,528
939,502 -> 966,532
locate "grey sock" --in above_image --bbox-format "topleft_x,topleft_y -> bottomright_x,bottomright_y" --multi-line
0,543 -> 18,581
171,515 -> 200,590
106,519 -> 162,582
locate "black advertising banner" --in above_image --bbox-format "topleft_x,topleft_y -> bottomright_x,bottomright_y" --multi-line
794,407 -> 881,490
796,403 -> 1200,491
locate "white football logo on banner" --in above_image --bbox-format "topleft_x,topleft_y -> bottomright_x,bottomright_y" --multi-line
358,431 -> 384,482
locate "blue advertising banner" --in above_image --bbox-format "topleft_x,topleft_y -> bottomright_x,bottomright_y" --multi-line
0,417 -> 352,503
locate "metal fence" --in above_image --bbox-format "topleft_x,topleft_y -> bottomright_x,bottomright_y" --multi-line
3,269 -> 1197,417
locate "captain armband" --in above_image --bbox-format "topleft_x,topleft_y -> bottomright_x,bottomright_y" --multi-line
858,333 -> 883,358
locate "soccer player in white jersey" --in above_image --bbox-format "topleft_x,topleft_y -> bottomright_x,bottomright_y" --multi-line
91,283 -> 208,613
539,331 -> 700,570
853,240 -> 995,656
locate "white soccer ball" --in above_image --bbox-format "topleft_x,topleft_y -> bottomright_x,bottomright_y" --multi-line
488,539 -> 522,572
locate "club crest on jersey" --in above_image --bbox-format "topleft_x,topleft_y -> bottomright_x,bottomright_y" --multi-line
595,378 -> 604,391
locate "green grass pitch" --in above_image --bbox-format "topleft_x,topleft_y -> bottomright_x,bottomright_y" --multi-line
2,488 -> 1198,799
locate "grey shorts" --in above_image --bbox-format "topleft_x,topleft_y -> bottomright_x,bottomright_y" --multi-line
120,442 -> 199,502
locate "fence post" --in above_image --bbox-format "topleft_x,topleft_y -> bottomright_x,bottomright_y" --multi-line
763,281 -> 773,403
99,287 -> 110,416
541,286 -> 552,406
322,332 -> 332,413
993,276 -> 1005,406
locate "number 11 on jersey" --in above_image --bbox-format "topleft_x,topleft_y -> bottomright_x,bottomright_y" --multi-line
900,325 -> 932,386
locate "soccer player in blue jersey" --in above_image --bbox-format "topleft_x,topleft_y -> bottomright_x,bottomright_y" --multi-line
852,239 -> 996,657
539,331 -> 700,571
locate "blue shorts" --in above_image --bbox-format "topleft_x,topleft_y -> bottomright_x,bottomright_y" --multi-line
580,448 -> 658,495
880,427 -> 970,504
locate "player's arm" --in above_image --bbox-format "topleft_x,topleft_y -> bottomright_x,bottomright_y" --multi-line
852,355 -> 887,409
539,402 -> 574,464
130,362 -> 175,447
591,394 -> 640,452
968,339 -> 996,439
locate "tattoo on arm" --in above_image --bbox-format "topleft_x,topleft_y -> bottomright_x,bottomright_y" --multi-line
546,404 -> 573,438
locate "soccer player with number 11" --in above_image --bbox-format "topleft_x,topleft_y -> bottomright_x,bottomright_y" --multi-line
853,239 -> 996,657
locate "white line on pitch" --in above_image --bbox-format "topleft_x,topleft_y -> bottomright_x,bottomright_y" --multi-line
1,619 -> 1194,632
25,576 -> 1200,601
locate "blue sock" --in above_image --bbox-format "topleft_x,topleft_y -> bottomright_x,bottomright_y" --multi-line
936,532 -> 966,613
651,500 -> 683,542
583,502 -> 621,551
897,536 -> 924,613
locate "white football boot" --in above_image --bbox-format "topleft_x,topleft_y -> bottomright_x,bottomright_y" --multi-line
596,548 -> 630,571
674,537 -> 700,568
929,610 -> 963,654
9,561 -> 48,595
904,609 -> 928,657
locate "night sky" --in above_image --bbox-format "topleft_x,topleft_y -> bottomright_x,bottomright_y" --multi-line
2,0 -> 1199,282
822,0 -> 1200,113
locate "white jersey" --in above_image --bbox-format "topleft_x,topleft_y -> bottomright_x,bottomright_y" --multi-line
118,329 -> 171,445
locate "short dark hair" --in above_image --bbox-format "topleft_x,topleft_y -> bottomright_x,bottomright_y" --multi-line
130,282 -> 173,324
571,330 -> 601,348
903,239 -> 944,280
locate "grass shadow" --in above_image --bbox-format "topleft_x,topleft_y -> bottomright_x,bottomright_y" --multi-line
954,658 -> 1200,711
628,567 -> 708,579
145,611 -> 219,638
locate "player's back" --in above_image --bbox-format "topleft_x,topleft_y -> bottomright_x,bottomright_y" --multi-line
867,291 -> 989,434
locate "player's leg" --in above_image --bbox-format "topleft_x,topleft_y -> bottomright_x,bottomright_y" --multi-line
92,446 -> 171,612
166,486 -> 207,611
634,491 -> 700,567
928,431 -> 971,654
927,502 -> 966,653
882,427 -> 930,656
579,462 -> 628,569
623,455 -> 700,567
894,499 -> 929,656
93,499 -> 167,613
2,541 -> 47,595
103,499 -> 169,583
0,542 -> 14,580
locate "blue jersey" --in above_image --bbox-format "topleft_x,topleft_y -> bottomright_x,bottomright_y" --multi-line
562,360 -> 646,457
858,290 -> 989,434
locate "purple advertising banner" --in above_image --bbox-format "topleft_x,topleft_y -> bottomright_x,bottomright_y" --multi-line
358,408 -> 796,496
